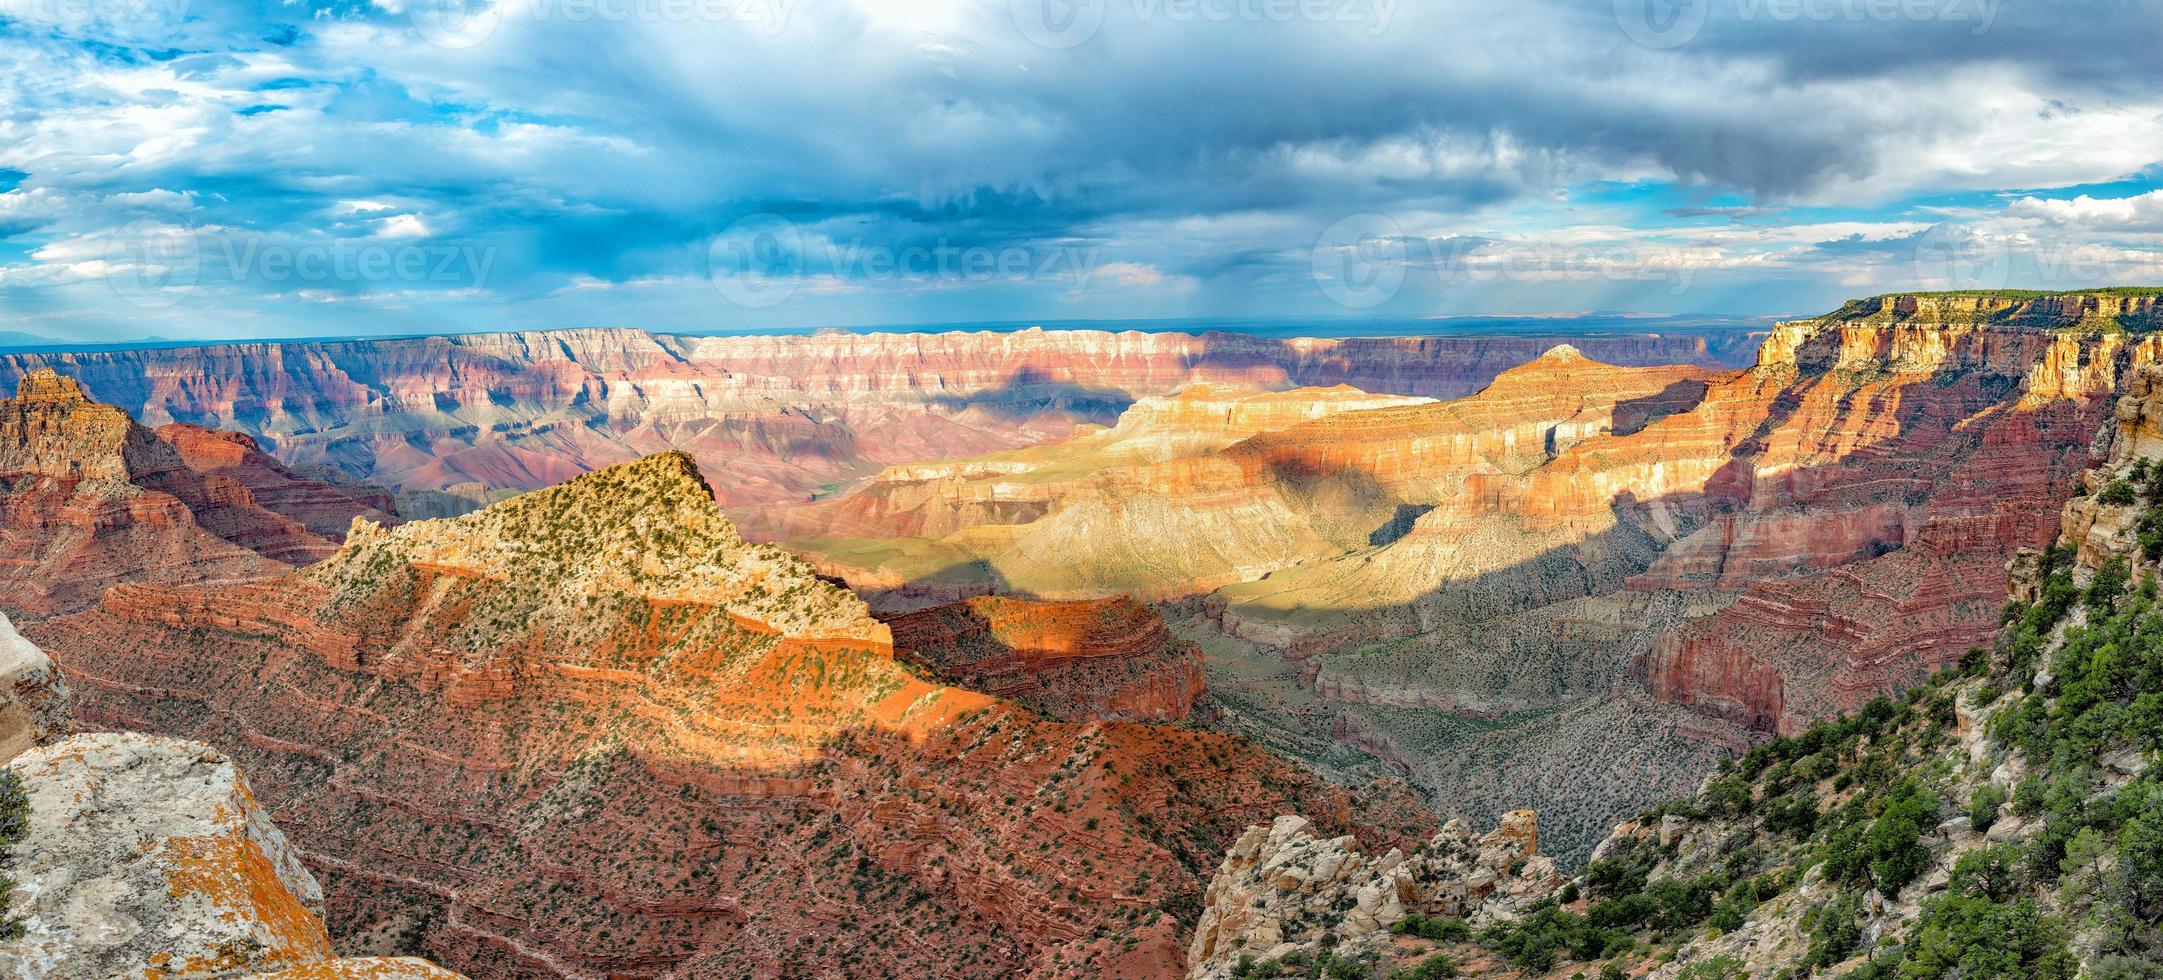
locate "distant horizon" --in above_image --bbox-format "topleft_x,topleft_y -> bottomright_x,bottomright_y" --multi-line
0,310 -> 1796,354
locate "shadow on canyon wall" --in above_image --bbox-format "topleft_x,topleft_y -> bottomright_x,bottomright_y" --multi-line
868,324 -> 2108,742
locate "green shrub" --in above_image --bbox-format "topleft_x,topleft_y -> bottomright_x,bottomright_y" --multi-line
1391,915 -> 1471,943
1886,895 -> 2073,979
0,770 -> 26,942
1385,953 -> 1458,980
1968,785 -> 2007,833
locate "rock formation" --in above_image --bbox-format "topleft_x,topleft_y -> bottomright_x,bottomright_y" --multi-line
0,328 -> 1761,538
0,612 -> 68,761
779,292 -> 2163,862
30,452 -> 1432,979
0,732 -> 462,980
0,369 -> 397,618
885,595 -> 1205,722
1186,810 -> 1562,979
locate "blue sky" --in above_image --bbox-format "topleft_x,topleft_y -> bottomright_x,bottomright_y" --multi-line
1,0 -> 2161,342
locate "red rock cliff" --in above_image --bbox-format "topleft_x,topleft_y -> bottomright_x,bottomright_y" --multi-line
0,328 -> 1759,535
0,369 -> 397,617
33,452 -> 1430,980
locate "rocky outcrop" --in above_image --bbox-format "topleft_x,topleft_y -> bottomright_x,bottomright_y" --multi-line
1186,810 -> 1561,979
0,612 -> 68,762
885,596 -> 1205,721
0,328 -> 1761,540
0,370 -> 397,617
32,453 -> 1433,979
2056,362 -> 2163,582
0,732 -> 464,980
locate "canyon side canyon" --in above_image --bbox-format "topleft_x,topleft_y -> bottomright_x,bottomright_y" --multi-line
7,291 -> 2163,978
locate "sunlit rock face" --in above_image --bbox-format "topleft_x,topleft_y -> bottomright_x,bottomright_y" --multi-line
0,369 -> 396,618
29,452 -> 1432,980
0,732 -> 466,980
776,292 -> 2163,862
0,328 -> 1759,537
0,611 -> 69,761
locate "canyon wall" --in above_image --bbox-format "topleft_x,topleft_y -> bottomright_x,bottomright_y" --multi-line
0,370 -> 396,618
0,328 -> 1758,536
775,292 -> 2163,861
29,452 -> 1432,979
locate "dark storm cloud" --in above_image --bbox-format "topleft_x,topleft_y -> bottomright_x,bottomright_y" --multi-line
0,0 -> 2158,337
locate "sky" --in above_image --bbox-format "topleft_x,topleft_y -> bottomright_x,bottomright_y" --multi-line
1,0 -> 2162,343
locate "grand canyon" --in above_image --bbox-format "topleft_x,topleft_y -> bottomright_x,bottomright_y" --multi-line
7,290 -> 2163,977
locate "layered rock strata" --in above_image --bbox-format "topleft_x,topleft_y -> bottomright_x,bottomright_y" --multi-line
0,370 -> 396,617
32,452 -> 1431,979
0,328 -> 1760,537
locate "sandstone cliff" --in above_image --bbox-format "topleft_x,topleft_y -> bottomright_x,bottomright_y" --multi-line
32,452 -> 1432,979
787,383 -> 1437,606
0,328 -> 1758,539
0,370 -> 397,617
1181,326 -> 2163,977
780,292 -> 2163,864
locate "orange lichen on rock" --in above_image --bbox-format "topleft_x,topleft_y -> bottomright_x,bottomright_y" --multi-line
0,733 -> 335,978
